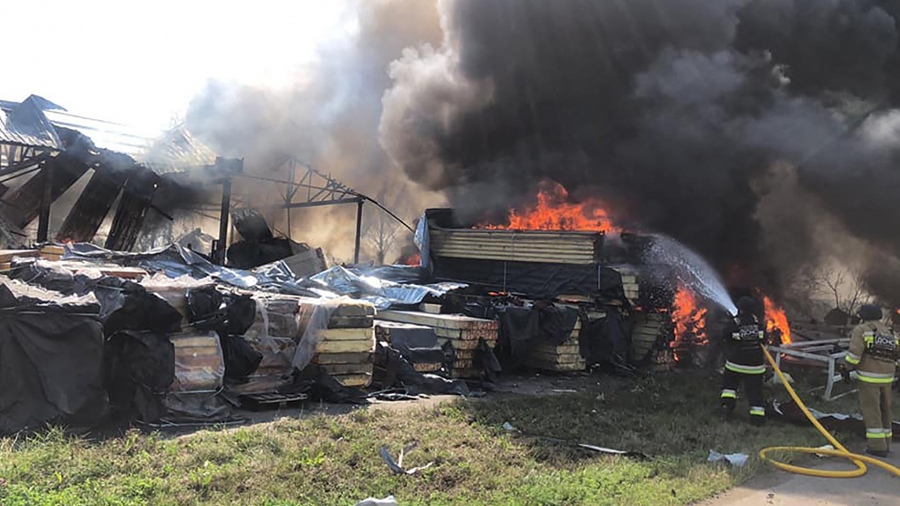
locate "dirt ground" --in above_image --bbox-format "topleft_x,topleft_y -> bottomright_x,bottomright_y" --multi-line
237,371 -> 621,426
702,446 -> 900,506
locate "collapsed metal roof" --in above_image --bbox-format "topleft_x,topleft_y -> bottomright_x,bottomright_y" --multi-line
0,96 -> 63,150
0,94 -> 217,174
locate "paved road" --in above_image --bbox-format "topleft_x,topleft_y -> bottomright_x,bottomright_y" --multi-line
703,447 -> 900,506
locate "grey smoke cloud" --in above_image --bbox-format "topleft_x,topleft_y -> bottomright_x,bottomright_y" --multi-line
182,0 -> 444,261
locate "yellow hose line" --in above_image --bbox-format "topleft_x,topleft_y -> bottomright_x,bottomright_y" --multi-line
759,346 -> 900,478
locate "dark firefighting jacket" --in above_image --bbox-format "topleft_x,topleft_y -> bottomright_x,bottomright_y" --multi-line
722,313 -> 767,375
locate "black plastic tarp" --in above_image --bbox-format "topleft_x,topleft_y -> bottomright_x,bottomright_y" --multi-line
578,306 -> 634,372
0,283 -> 108,435
9,261 -> 184,332
375,345 -> 470,396
105,330 -> 174,423
494,303 -> 579,367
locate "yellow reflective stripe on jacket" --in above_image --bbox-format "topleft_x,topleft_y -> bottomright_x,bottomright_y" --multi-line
857,371 -> 896,384
845,352 -> 861,365
749,406 -> 765,416
866,429 -> 890,439
863,332 -> 875,345
725,361 -> 766,375
720,389 -> 736,399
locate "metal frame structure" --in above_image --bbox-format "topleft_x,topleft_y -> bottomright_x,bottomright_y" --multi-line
0,145 -> 59,244
768,339 -> 855,401
230,157 -> 368,264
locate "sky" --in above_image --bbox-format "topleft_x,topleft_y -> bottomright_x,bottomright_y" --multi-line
2,0 -> 350,132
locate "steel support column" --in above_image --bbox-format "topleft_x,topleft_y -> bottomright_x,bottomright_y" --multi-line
36,161 -> 52,243
216,178 -> 232,265
354,199 -> 364,264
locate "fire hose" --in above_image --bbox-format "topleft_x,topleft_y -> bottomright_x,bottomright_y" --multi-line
759,345 -> 900,478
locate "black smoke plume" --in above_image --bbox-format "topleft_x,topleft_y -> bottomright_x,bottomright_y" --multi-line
380,0 -> 900,306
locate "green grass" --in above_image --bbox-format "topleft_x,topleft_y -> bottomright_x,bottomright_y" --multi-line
0,372 -> 841,506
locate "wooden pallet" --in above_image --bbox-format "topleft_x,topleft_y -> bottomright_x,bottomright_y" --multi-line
330,372 -> 372,388
238,392 -> 308,411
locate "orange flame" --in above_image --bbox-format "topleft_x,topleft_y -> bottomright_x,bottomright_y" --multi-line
763,296 -> 792,344
480,180 -> 618,232
671,286 -> 708,361
402,253 -> 421,266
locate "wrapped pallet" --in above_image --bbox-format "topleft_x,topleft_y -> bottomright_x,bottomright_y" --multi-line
378,310 -> 498,378
227,336 -> 296,395
295,298 -> 376,388
141,274 -> 215,327
225,294 -> 305,395
169,332 -> 225,392
245,295 -> 302,340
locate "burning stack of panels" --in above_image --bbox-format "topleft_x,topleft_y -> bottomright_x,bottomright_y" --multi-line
430,228 -> 602,264
378,310 -> 498,378
425,209 -> 666,306
631,313 -> 670,363
302,299 -> 376,388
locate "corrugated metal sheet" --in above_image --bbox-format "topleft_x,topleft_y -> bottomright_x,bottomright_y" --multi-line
0,97 -> 63,149
44,109 -> 161,158
1,95 -> 220,174
140,125 -> 218,174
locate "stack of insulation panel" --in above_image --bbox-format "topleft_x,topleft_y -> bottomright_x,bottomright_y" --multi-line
302,299 -> 376,387
378,310 -> 498,378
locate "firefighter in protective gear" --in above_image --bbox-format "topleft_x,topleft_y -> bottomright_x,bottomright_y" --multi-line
844,304 -> 899,457
720,296 -> 768,425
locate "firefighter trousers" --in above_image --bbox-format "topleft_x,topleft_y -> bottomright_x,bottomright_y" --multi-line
858,382 -> 893,453
720,369 -> 765,420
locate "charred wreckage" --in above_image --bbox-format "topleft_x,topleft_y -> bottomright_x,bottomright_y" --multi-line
2,95 -> 800,434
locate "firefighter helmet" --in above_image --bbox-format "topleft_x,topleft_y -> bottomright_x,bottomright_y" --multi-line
857,304 -> 882,322
737,296 -> 758,315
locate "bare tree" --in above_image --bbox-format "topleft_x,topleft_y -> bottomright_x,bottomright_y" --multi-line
817,266 -> 871,316
362,188 -> 408,265
786,265 -> 823,320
